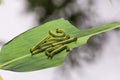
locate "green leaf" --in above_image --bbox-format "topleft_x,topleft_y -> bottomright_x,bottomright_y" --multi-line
0,0 -> 2,4
0,18 -> 120,72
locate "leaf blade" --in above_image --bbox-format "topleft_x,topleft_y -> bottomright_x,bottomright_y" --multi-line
0,18 -> 120,72
0,18 -> 79,72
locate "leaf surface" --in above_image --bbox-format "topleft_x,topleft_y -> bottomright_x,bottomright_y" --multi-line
0,18 -> 120,72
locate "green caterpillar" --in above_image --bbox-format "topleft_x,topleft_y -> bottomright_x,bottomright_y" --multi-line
45,45 -> 62,58
49,29 -> 65,37
52,37 -> 77,46
31,45 -> 52,55
40,41 -> 56,47
47,35 -> 70,42
46,45 -> 70,59
30,35 -> 51,53
30,28 -> 77,59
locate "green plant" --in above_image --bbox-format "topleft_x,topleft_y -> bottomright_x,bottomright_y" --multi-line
0,18 -> 120,72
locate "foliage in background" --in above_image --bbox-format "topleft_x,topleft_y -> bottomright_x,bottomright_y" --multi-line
0,76 -> 3,80
27,0 -> 94,26
0,0 -> 2,4
109,0 -> 112,3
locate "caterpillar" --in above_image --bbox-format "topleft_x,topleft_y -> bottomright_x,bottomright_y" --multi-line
30,28 -> 77,59
31,44 -> 52,55
52,37 -> 77,46
45,45 -> 62,58
47,35 -> 70,42
56,28 -> 64,33
41,40 -> 56,46
46,45 -> 70,59
49,29 -> 65,37
30,35 -> 51,53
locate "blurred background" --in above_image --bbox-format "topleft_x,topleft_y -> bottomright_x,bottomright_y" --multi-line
0,0 -> 120,80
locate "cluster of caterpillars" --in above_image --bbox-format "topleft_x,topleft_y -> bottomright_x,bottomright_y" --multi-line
30,28 -> 77,59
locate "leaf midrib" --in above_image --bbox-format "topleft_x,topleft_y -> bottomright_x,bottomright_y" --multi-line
0,54 -> 31,69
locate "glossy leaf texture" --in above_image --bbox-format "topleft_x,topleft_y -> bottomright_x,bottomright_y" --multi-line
0,18 -> 120,72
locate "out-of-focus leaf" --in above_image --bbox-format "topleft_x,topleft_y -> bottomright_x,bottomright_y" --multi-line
109,0 -> 112,4
0,18 -> 120,72
0,0 -> 2,4
0,76 -> 3,80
